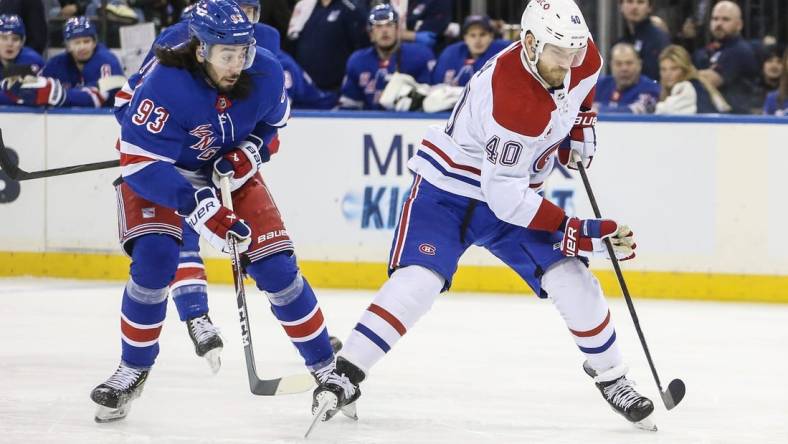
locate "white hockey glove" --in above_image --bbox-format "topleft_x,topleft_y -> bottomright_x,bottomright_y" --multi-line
558,110 -> 597,169
422,84 -> 464,113
183,187 -> 251,254
559,217 -> 636,261
379,72 -> 429,112
211,141 -> 264,193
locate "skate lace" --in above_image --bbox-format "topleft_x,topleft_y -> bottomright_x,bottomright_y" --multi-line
105,365 -> 143,391
189,315 -> 219,343
603,378 -> 642,411
314,364 -> 357,398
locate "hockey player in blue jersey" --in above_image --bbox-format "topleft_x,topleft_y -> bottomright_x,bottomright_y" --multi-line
338,4 -> 434,110
0,14 -> 46,106
115,0 -> 341,375
90,0 -> 340,422
430,15 -> 509,87
36,17 -> 126,108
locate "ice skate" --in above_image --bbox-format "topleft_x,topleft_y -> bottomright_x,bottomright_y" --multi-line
583,361 -> 657,431
186,313 -> 223,374
305,357 -> 365,438
90,362 -> 149,423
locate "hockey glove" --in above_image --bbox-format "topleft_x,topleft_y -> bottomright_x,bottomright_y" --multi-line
211,142 -> 264,193
558,110 -> 597,169
1,76 -> 66,107
184,187 -> 252,254
559,217 -> 636,261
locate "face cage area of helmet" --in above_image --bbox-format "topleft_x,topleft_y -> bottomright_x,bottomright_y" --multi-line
200,41 -> 257,71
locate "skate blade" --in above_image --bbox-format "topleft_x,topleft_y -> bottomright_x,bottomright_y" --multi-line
341,401 -> 358,420
204,347 -> 222,375
305,393 -> 337,438
633,416 -> 658,432
94,404 -> 131,423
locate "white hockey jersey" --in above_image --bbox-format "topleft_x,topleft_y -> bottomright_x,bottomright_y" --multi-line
408,39 -> 602,232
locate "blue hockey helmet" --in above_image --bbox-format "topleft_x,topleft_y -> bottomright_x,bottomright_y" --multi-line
179,3 -> 198,22
0,14 -> 25,39
235,0 -> 261,23
189,0 -> 256,70
189,0 -> 255,46
368,4 -> 399,27
63,16 -> 97,41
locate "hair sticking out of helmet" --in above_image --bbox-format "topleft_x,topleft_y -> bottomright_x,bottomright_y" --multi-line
189,0 -> 256,70
63,16 -> 97,42
368,4 -> 399,28
0,14 -> 25,39
520,0 -> 589,68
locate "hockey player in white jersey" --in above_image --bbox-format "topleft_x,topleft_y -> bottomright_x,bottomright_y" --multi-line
309,0 -> 657,433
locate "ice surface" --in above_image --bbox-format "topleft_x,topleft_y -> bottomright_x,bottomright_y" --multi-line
1,278 -> 787,444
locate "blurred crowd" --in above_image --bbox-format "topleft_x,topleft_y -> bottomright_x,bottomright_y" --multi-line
0,0 -> 786,115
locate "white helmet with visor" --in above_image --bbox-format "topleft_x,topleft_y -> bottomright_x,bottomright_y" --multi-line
520,0 -> 590,70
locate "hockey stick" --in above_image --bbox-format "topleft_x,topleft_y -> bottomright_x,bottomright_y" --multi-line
0,129 -> 119,181
573,154 -> 686,410
218,176 -> 316,396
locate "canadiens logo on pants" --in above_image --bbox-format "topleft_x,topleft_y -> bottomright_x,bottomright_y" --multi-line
419,243 -> 437,255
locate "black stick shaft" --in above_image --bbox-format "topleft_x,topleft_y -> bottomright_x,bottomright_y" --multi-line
574,161 -> 665,393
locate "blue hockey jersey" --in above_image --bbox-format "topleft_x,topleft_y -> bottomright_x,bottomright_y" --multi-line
430,39 -> 510,86
118,48 -> 290,214
41,44 -> 124,107
340,42 -> 434,110
763,91 -> 788,116
0,46 -> 45,105
277,50 -> 337,109
594,74 -> 660,114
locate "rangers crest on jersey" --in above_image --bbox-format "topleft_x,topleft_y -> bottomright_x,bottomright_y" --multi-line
189,124 -> 217,150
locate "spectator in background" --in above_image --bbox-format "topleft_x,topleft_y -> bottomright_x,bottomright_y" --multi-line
616,0 -> 670,81
293,0 -> 367,92
763,48 -> 788,116
692,1 -> 758,114
40,17 -> 125,107
401,0 -> 451,50
594,42 -> 659,114
0,14 -> 45,106
260,0 -> 293,40
58,1 -> 92,18
656,44 -> 730,115
430,14 -> 509,87
0,0 -> 47,54
753,45 -> 784,113
339,3 -> 433,110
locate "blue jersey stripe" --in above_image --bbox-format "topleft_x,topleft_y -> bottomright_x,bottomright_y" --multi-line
354,323 -> 391,353
416,151 -> 481,187
578,331 -> 617,354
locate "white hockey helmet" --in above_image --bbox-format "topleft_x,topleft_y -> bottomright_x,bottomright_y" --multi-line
520,0 -> 590,68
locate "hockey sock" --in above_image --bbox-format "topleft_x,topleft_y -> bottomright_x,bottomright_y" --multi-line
121,235 -> 179,368
541,259 -> 624,372
170,250 -> 209,321
341,265 -> 444,374
247,253 -> 333,371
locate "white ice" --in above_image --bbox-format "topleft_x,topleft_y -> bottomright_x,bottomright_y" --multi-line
1,277 -> 787,444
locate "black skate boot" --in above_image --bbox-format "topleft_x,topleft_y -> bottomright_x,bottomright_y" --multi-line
90,362 -> 149,423
186,313 -> 223,374
305,357 -> 365,437
583,361 -> 656,431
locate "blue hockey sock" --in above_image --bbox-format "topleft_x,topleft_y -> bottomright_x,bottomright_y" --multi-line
246,253 -> 333,370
